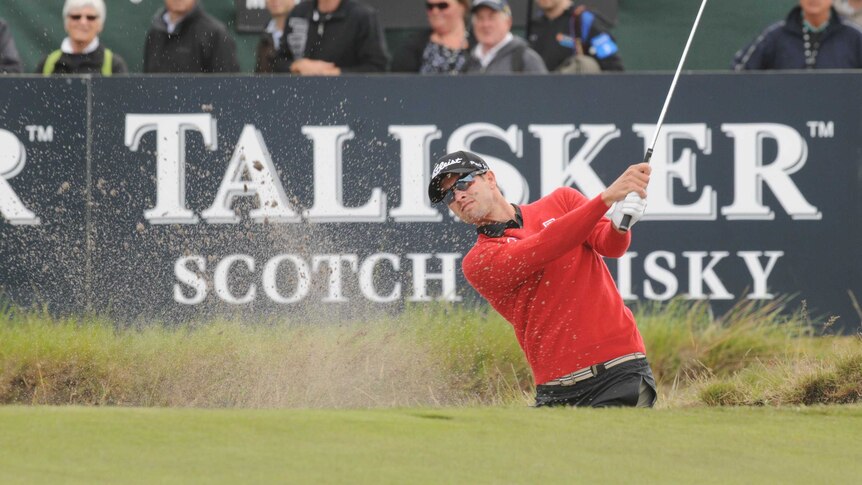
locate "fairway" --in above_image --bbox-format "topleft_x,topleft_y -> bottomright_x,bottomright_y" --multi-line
1,406 -> 860,484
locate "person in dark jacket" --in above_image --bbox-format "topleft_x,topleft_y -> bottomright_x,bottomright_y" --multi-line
255,0 -> 295,73
529,0 -> 623,72
274,0 -> 389,75
391,0 -> 476,74
733,0 -> 862,70
143,0 -> 240,73
36,0 -> 127,75
0,18 -> 24,73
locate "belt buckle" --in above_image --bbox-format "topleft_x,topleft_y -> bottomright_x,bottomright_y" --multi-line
589,363 -> 606,377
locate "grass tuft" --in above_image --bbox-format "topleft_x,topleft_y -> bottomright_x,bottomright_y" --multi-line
699,381 -> 747,406
636,298 -> 810,386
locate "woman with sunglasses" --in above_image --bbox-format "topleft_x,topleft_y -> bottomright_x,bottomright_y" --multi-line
391,0 -> 476,73
37,0 -> 127,75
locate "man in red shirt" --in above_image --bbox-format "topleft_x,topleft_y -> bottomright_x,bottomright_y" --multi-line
428,150 -> 657,407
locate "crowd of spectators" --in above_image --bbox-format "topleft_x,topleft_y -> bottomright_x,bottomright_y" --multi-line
2,0 -> 862,76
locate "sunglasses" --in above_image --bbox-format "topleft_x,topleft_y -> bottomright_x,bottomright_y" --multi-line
68,14 -> 99,21
426,2 -> 451,11
442,171 -> 485,205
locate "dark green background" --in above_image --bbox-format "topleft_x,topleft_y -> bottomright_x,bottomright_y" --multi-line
0,0 -> 792,73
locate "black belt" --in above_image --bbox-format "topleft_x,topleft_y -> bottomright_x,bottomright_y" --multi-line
542,352 -> 646,386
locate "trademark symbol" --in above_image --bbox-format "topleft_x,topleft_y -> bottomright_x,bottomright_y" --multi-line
806,121 -> 834,138
25,125 -> 54,143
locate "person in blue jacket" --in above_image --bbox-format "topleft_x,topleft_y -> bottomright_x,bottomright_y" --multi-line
733,0 -> 862,70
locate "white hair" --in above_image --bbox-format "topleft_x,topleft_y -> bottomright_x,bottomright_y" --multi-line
63,0 -> 107,23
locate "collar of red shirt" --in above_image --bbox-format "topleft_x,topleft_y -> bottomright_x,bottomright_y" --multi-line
476,204 -> 523,238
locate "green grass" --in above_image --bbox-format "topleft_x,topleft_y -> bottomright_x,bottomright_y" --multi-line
0,405 -> 860,484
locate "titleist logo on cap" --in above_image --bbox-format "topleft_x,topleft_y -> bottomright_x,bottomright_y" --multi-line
431,157 -> 462,179
431,157 -> 485,179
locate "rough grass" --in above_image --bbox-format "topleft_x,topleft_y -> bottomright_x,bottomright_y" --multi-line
635,298 -> 811,385
696,350 -> 862,407
0,300 -> 859,408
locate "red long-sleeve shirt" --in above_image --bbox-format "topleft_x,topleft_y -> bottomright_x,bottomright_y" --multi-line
462,187 -> 646,385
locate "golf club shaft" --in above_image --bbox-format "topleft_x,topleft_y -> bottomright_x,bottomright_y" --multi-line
618,0 -> 708,232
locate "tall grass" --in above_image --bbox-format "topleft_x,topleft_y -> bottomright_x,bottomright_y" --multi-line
635,298 -> 811,385
0,300 -> 859,408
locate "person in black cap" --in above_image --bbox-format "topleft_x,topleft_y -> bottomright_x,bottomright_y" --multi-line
429,150 -> 657,408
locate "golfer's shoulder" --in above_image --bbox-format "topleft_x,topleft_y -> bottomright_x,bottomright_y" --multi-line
461,245 -> 483,280
463,239 -> 505,268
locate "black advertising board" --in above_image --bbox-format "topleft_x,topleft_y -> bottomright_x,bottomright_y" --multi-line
0,74 -> 859,330
0,78 -> 89,314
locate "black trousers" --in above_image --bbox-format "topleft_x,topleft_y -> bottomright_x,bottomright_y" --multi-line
534,358 -> 658,408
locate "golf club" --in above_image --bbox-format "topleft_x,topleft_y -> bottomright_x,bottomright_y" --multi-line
618,0 -> 709,232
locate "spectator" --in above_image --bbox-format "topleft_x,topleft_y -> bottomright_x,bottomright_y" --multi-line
391,0 -> 476,74
733,0 -> 862,70
528,0 -> 623,73
36,0 -> 127,75
143,0 -> 240,73
0,18 -> 23,73
836,0 -> 862,27
274,0 -> 389,75
464,0 -> 547,73
256,0 -> 295,73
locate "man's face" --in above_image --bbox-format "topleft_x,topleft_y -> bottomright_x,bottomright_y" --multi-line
266,0 -> 295,17
472,7 -> 512,48
64,5 -> 103,45
441,172 -> 495,224
800,0 -> 833,17
165,0 -> 197,16
535,0 -> 565,13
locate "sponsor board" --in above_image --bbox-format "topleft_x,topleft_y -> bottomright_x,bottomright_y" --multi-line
0,75 -> 859,330
0,78 -> 89,314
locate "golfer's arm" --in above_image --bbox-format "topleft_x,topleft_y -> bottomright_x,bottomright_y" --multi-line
588,218 -> 631,257
497,194 -> 610,270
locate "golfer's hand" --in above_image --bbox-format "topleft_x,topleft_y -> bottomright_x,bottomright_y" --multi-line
611,192 -> 647,230
602,163 -> 650,206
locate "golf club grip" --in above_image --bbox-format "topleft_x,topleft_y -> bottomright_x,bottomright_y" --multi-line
618,149 -> 653,232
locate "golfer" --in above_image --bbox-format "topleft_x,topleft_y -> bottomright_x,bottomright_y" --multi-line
429,150 -> 657,407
